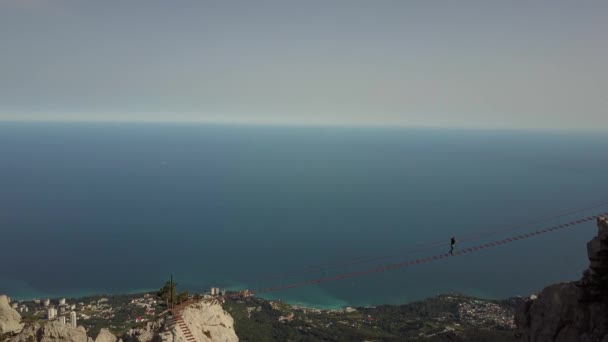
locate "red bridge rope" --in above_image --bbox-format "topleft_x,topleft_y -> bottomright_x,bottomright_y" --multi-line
250,212 -> 606,295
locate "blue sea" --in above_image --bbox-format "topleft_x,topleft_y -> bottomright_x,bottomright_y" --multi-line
1,122 -> 607,308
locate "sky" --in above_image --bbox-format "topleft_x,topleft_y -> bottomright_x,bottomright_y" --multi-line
0,1 -> 606,130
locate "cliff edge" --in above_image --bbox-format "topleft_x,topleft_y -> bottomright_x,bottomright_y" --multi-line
0,295 -> 23,336
159,300 -> 238,342
8,321 -> 89,342
515,215 -> 608,342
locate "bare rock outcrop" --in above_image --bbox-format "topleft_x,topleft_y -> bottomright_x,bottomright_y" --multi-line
122,321 -> 162,342
38,321 -> 88,342
7,323 -> 40,342
0,295 -> 23,336
94,329 -> 117,342
9,321 -> 88,342
123,329 -> 153,342
516,216 -> 608,342
160,300 -> 237,342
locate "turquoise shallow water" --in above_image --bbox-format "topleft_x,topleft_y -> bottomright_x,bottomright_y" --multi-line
1,122 -> 607,308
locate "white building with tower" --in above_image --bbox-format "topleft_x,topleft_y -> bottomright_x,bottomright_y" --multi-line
70,311 -> 77,327
47,307 -> 57,319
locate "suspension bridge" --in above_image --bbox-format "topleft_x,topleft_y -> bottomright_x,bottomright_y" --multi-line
232,200 -> 608,296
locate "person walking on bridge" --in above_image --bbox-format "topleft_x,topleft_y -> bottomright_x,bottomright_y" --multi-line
449,237 -> 457,255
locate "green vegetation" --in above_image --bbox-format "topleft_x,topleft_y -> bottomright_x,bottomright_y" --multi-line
224,294 -> 520,342
73,293 -> 149,337
157,278 -> 190,307
177,291 -> 189,304
157,281 -> 177,306
9,287 -> 520,342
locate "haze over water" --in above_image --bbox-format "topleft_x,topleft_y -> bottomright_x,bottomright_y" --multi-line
1,122 -> 607,308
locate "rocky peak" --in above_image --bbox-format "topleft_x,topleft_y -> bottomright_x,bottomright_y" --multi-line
8,321 -> 88,342
515,216 -> 608,342
580,216 -> 608,301
159,299 -> 238,342
0,295 -> 23,336
94,329 -> 117,342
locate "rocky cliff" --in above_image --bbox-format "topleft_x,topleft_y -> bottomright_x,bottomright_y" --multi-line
1,297 -> 237,342
0,295 -> 23,336
8,321 -> 89,342
94,329 -> 117,342
516,215 -> 608,342
122,321 -> 161,342
159,300 -> 238,342
4,312 -> 116,342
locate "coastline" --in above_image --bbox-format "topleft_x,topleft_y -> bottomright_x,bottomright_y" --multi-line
8,287 -> 515,311
8,288 -> 158,303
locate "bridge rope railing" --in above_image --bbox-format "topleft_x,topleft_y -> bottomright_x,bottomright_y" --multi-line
249,212 -> 607,295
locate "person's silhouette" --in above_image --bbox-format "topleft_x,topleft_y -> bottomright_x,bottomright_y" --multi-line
449,237 -> 457,255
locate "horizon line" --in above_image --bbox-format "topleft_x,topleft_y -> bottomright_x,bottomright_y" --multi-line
0,117 -> 603,134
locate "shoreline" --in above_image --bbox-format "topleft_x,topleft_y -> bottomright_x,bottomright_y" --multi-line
8,288 -> 159,303
6,288 -> 519,312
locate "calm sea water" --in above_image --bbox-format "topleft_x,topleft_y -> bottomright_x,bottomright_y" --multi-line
1,122 -> 607,308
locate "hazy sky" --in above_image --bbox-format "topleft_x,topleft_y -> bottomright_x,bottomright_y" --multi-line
1,1 -> 606,130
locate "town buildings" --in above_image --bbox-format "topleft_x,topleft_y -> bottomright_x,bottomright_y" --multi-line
47,307 -> 57,319
70,311 -> 77,327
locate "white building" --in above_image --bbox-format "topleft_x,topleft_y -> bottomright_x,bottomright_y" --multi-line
210,287 -> 220,296
59,298 -> 66,306
11,302 -> 18,309
43,299 -> 50,307
47,307 -> 57,319
70,311 -> 77,327
59,316 -> 66,325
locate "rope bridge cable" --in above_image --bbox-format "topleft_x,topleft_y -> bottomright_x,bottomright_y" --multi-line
249,212 -> 607,295
456,199 -> 608,243
238,199 -> 608,282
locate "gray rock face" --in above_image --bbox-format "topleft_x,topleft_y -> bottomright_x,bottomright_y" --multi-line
9,321 -> 88,342
7,323 -> 40,342
159,300 -> 238,342
516,216 -> 608,342
122,321 -> 162,342
0,295 -> 23,335
94,329 -> 117,342
38,321 -> 88,342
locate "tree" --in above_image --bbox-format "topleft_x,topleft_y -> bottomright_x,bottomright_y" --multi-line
157,281 -> 177,306
177,291 -> 189,304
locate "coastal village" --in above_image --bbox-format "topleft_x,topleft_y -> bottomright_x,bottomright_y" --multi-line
2,287 -> 244,338
2,288 -> 520,342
